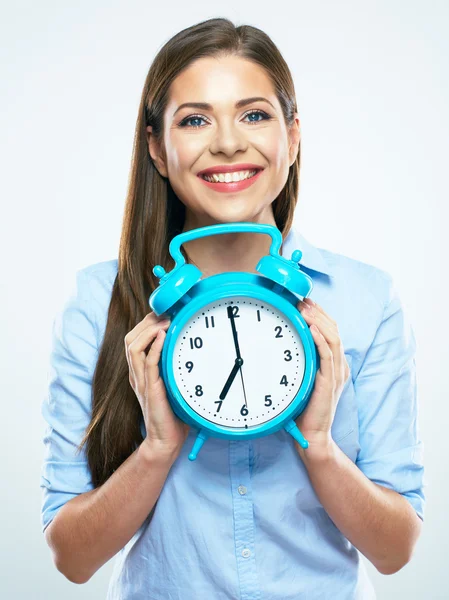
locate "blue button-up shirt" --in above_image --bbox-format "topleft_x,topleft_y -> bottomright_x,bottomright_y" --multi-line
40,223 -> 425,599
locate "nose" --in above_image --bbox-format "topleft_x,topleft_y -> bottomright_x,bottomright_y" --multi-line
209,119 -> 248,157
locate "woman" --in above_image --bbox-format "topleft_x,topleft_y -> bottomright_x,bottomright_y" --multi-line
40,17 -> 425,599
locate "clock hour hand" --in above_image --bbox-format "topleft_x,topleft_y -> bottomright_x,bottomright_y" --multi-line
219,357 -> 243,400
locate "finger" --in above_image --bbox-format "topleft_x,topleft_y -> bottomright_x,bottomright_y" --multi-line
145,327 -> 166,388
125,312 -> 170,385
125,339 -> 137,389
299,304 -> 339,348
299,302 -> 338,332
304,311 -> 338,344
299,303 -> 346,386
308,316 -> 346,388
310,324 -> 334,384
125,311 -> 170,347
128,320 -> 170,393
301,298 -> 337,327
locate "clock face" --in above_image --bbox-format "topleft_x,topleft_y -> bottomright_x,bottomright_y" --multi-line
172,296 -> 306,429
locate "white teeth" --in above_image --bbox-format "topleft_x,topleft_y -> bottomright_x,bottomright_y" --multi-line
202,169 -> 259,183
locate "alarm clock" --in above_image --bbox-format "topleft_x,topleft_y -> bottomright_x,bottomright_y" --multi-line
149,222 -> 319,461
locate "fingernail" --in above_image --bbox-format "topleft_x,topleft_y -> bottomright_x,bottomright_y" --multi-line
305,297 -> 315,305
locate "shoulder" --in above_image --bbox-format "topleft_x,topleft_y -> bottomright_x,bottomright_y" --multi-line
288,226 -> 400,362
287,224 -> 393,312
320,248 -> 410,378
79,258 -> 118,288
319,247 -> 394,310
75,259 -> 119,344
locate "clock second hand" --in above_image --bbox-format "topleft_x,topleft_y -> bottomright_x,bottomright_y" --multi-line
227,305 -> 248,409
238,362 -> 248,409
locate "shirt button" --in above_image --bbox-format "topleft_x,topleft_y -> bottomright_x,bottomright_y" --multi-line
242,548 -> 251,558
238,485 -> 247,495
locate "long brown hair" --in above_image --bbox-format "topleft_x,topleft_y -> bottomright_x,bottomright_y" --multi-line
77,17 -> 301,487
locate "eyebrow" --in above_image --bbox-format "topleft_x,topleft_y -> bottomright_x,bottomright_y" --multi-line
172,96 -> 276,117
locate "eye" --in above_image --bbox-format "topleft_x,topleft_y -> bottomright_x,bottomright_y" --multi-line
242,109 -> 272,124
178,109 -> 272,129
178,114 -> 208,128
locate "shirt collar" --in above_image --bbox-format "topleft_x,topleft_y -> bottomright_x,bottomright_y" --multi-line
282,225 -> 335,279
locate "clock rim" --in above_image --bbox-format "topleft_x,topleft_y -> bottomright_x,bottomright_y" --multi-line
160,274 -> 317,441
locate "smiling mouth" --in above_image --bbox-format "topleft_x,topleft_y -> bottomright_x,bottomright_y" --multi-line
200,169 -> 262,183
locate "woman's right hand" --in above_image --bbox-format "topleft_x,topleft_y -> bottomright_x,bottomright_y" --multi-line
124,312 -> 190,459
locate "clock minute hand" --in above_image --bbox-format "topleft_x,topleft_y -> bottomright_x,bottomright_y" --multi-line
227,305 -> 248,409
219,357 -> 243,400
227,305 -> 241,360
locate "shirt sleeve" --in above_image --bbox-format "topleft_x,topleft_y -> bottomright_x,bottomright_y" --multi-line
354,272 -> 426,521
40,268 -> 98,534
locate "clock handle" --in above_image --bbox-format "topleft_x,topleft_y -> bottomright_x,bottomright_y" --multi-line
284,419 -> 309,449
169,222 -> 282,269
188,429 -> 210,461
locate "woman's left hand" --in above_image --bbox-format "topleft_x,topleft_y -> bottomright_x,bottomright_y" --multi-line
294,297 -> 351,454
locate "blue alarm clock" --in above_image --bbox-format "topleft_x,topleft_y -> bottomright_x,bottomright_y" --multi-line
149,222 -> 319,461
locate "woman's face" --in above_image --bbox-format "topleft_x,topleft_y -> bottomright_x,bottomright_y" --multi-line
147,55 -> 300,227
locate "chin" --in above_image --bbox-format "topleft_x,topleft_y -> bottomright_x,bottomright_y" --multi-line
210,211 -> 256,225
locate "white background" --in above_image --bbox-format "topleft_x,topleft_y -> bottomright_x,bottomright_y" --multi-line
1,1 -> 447,598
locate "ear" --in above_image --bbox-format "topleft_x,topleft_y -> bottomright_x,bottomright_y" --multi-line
146,125 -> 168,178
288,113 -> 301,166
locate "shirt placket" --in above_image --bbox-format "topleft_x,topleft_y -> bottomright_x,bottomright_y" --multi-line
229,439 -> 262,600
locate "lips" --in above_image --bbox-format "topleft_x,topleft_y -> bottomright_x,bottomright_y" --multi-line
197,167 -> 264,193
197,163 -> 264,178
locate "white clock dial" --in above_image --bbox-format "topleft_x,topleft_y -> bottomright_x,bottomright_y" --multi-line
172,296 -> 306,429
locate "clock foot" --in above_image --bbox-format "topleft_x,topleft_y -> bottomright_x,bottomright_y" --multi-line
188,429 -> 209,461
284,419 -> 309,449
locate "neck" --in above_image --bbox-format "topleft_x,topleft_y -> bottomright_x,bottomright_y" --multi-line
180,208 -> 281,278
